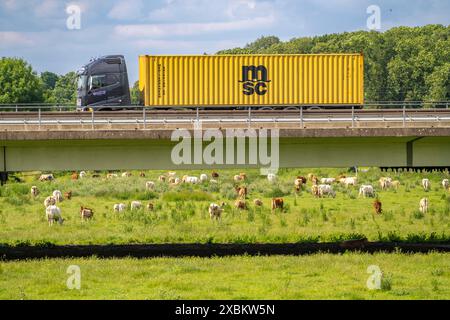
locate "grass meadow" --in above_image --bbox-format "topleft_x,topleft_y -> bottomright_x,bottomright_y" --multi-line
0,252 -> 448,299
0,167 -> 449,245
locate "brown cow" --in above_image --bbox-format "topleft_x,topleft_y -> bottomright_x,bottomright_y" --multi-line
139,172 -> 146,177
80,206 -> 94,221
64,191 -> 72,200
234,199 -> 247,210
253,199 -> 263,206
271,198 -> 284,210
147,202 -> 154,211
71,172 -> 78,180
235,186 -> 247,199
294,178 -> 303,192
296,176 -> 307,184
211,171 -> 219,179
373,199 -> 382,215
311,185 -> 320,198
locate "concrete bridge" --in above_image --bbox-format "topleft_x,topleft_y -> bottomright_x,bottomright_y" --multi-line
0,126 -> 449,173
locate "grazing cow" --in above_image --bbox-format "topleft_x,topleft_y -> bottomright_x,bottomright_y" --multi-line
145,181 -> 155,191
147,202 -> 154,211
234,173 -> 246,182
79,171 -> 86,179
158,175 -> 166,182
44,196 -> 56,207
379,177 -> 392,190
419,198 -> 429,214
208,203 -> 224,220
271,198 -> 284,210
113,203 -> 126,212
422,178 -> 430,191
52,190 -> 63,202
340,176 -> 357,187
39,174 -> 54,182
311,185 -> 320,198
267,173 -> 277,183
138,172 -> 146,177
318,184 -> 336,198
174,177 -> 181,185
235,186 -> 247,199
31,186 -> 39,197
320,178 -> 336,185
106,173 -> 118,179
211,171 -> 219,179
182,175 -> 199,184
168,171 -> 177,177
64,191 -> 72,200
80,206 -> 94,221
234,199 -> 247,210
45,205 -> 63,226
294,178 -> 303,192
71,172 -> 78,180
373,199 -> 382,215
131,201 -> 142,210
253,199 -> 263,206
122,172 -> 132,178
391,180 -> 400,190
199,173 -> 208,182
359,185 -> 375,198
296,176 -> 307,184
442,179 -> 449,190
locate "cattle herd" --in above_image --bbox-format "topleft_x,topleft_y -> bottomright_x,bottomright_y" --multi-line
34,170 -> 450,226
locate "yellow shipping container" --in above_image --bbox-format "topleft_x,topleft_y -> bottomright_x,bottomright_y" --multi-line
139,54 -> 364,107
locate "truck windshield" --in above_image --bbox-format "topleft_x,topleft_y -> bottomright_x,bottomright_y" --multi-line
77,75 -> 87,91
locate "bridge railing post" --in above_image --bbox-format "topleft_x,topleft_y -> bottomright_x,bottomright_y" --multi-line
143,107 -> 146,129
351,106 -> 355,128
91,109 -> 94,130
248,107 -> 251,128
403,104 -> 406,127
38,108 -> 41,130
300,106 -> 303,128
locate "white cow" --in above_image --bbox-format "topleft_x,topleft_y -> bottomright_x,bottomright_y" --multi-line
31,186 -> 39,197
199,174 -> 208,182
267,173 -> 277,183
113,203 -> 126,212
39,174 -> 54,181
422,178 -> 430,191
131,201 -> 142,210
182,175 -> 199,184
379,177 -> 392,190
320,178 -> 336,184
442,179 -> 449,190
208,203 -> 223,220
419,198 -> 429,214
318,184 -> 336,198
145,181 -> 155,191
52,190 -> 63,202
359,185 -> 375,198
340,177 -> 357,187
44,196 -> 56,207
45,205 -> 63,226
79,171 -> 87,178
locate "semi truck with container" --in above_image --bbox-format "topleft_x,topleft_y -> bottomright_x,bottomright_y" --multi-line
76,53 -> 364,110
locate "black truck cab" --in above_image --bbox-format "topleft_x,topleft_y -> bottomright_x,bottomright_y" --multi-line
76,55 -> 131,110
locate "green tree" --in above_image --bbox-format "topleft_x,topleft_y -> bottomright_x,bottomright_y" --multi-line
130,80 -> 142,105
40,71 -> 59,90
51,71 -> 77,104
0,57 -> 43,103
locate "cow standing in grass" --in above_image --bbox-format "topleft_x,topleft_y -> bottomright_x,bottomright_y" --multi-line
46,205 -> 63,226
271,198 -> 284,211
373,199 -> 382,215
80,206 -> 94,221
422,178 -> 430,191
31,186 -> 39,197
419,198 -> 429,214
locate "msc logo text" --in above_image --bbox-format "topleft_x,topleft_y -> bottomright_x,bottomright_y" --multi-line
239,65 -> 271,96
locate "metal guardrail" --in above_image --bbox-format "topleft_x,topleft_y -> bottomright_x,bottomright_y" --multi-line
0,106 -> 450,130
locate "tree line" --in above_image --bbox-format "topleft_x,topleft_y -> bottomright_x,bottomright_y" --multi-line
0,24 -> 448,104
218,24 -> 449,102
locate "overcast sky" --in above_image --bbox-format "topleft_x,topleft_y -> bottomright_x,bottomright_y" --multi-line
1,0 -> 449,83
